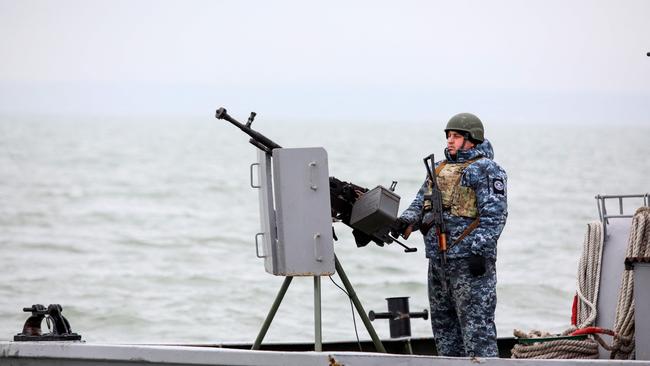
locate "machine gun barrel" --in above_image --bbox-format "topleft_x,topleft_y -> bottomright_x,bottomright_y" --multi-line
215,107 -> 281,152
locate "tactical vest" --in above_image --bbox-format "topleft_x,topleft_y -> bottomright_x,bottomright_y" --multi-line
427,158 -> 483,218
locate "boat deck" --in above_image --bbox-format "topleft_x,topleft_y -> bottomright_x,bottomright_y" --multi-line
2,341 -> 650,366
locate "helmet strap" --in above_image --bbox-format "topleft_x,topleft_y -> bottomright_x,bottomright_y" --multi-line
460,133 -> 471,151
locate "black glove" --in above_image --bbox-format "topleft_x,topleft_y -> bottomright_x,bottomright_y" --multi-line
390,218 -> 409,238
468,254 -> 486,277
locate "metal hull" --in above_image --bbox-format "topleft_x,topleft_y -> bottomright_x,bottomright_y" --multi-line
2,342 -> 650,366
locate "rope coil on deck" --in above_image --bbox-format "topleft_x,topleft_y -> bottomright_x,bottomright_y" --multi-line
512,208 -> 650,359
511,329 -> 599,359
512,222 -> 604,359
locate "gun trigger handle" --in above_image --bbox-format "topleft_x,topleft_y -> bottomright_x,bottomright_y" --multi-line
403,225 -> 413,239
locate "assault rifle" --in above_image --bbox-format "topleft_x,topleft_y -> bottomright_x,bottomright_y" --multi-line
422,154 -> 449,288
215,107 -> 416,253
422,155 -> 447,256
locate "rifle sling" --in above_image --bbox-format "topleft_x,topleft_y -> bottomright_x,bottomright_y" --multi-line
452,217 -> 480,246
434,160 -> 447,176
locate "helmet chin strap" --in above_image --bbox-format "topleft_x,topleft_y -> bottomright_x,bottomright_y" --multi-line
460,134 -> 472,151
460,139 -> 469,151
448,132 -> 472,157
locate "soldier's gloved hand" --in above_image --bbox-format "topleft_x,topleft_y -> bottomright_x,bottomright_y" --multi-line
468,254 -> 486,276
390,218 -> 409,238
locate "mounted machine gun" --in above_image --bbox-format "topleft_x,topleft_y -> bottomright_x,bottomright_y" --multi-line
215,107 -> 415,253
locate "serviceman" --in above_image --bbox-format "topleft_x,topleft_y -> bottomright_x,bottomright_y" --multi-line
392,113 -> 508,357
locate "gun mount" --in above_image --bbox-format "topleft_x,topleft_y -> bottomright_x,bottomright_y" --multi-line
215,107 -> 416,253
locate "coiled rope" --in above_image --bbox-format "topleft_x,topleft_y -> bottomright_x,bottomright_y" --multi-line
610,206 -> 650,359
512,222 -> 604,359
511,329 -> 599,359
512,208 -> 650,359
576,221 -> 604,328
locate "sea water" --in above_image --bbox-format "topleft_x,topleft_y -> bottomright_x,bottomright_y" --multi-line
1,115 -> 648,344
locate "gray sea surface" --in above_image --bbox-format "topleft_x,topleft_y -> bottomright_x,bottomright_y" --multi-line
1,115 -> 648,345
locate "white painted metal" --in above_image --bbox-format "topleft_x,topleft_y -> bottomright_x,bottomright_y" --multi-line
633,262 -> 650,360
256,149 -> 278,272
2,342 -> 650,366
271,148 -> 334,276
255,147 -> 334,276
595,219 -> 632,359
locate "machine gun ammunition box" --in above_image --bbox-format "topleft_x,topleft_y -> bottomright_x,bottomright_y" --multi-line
350,186 -> 400,235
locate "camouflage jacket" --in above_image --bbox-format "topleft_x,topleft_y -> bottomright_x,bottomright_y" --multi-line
400,139 -> 507,260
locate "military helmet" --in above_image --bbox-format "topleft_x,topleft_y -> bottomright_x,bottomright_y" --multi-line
444,113 -> 484,143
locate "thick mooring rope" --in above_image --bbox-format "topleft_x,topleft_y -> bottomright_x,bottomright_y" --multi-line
512,208 -> 650,360
610,206 -> 650,359
511,221 -> 604,359
576,222 -> 604,328
511,329 -> 599,359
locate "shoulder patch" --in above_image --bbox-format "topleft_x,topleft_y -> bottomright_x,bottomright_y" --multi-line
492,178 -> 505,195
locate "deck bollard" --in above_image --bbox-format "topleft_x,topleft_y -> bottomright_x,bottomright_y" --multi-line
369,297 -> 428,338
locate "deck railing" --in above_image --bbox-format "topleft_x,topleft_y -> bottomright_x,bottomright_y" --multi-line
596,193 -> 650,237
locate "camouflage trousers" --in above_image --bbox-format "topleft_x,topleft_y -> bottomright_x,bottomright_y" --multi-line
428,257 -> 498,357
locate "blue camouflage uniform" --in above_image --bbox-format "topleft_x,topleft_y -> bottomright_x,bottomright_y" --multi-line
399,139 -> 507,357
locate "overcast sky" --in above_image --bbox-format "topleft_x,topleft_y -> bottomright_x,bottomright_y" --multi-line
1,0 -> 648,124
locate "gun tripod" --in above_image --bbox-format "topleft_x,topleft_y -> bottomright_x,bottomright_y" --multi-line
251,254 -> 386,353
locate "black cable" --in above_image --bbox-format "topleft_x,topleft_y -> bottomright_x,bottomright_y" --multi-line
329,275 -> 363,352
